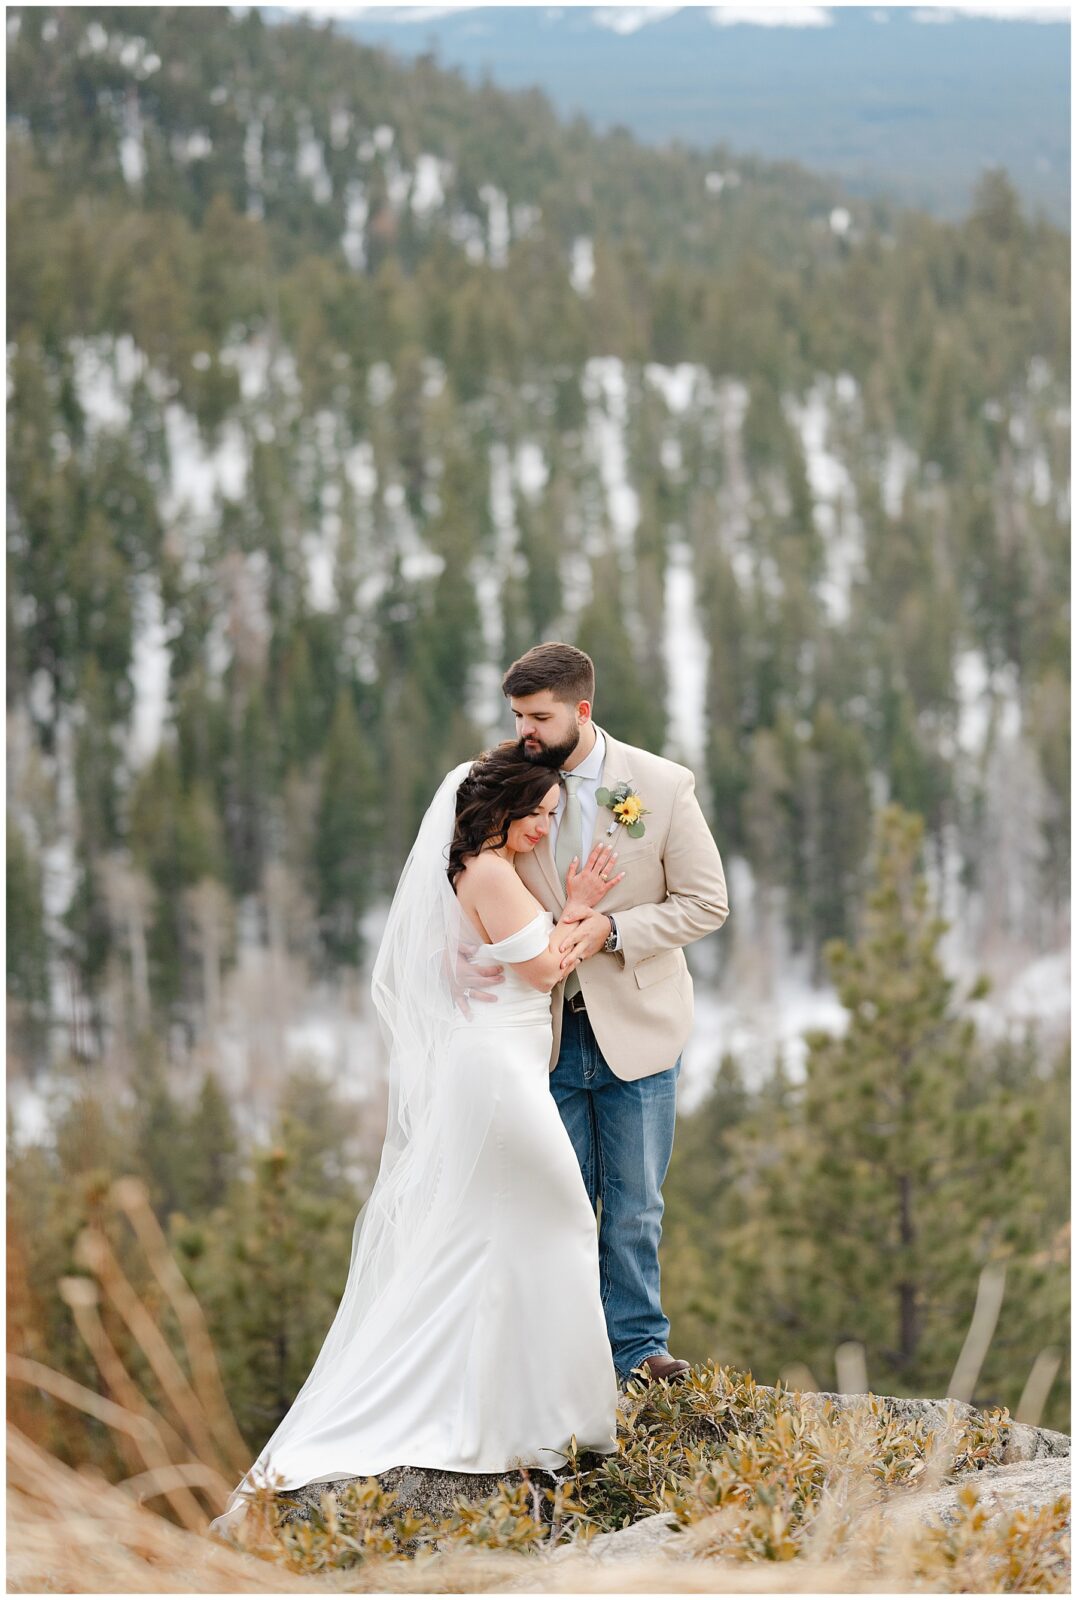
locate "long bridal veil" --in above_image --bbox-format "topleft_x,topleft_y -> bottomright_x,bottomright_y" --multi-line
210,758 -> 493,1535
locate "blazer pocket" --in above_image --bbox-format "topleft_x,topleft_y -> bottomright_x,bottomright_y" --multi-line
618,840 -> 657,868
633,948 -> 682,989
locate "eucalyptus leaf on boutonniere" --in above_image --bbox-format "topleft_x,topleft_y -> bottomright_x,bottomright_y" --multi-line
595,781 -> 650,839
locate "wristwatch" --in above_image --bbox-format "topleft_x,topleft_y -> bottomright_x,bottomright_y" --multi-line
602,913 -> 619,954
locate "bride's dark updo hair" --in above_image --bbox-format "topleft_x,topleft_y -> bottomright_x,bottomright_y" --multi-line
447,742 -> 562,889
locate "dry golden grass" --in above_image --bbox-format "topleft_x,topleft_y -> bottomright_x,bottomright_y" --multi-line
7,1175 -> 1070,1593
0,1424 -> 918,1595
12,1420 -> 1067,1597
7,1424 -> 316,1594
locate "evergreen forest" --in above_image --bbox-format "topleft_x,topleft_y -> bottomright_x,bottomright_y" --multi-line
7,4 -> 1069,1472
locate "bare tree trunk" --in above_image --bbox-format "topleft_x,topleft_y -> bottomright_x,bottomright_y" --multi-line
100,855 -> 155,1034
184,877 -> 230,1032
897,1170 -> 918,1370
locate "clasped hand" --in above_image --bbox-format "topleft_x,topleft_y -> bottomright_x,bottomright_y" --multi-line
452,843 -> 625,1006
558,842 -> 624,971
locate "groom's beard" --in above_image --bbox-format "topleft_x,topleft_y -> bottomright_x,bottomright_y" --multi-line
516,729 -> 581,771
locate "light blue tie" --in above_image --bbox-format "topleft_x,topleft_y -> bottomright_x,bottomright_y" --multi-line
556,774 -> 585,999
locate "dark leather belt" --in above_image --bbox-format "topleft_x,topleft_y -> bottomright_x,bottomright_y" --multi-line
566,990 -> 588,1014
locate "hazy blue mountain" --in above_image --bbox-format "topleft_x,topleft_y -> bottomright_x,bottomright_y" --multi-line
275,5 -> 1070,225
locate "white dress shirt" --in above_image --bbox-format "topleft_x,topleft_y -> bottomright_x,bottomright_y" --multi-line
548,727 -> 621,950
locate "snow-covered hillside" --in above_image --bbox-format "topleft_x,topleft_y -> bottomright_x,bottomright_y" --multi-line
6,315 -> 1069,1139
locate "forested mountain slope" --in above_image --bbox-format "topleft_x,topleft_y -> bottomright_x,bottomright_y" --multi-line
7,4 -> 1069,1075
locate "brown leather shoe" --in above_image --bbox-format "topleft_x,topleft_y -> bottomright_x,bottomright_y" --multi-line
623,1353 -> 691,1388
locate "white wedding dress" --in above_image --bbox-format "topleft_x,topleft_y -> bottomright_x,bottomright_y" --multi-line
210,900 -> 619,1537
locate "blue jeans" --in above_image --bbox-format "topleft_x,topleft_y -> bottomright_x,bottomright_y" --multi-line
549,1004 -> 682,1383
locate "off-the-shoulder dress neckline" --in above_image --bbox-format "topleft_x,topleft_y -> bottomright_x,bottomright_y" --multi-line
455,893 -> 548,951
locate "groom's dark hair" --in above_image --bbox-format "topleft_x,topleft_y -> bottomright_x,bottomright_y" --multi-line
501,642 -> 595,706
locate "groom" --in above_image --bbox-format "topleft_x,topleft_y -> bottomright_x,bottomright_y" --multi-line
493,641 -> 729,1390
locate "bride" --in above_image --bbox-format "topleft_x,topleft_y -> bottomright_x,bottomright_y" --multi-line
210,742 -> 625,1537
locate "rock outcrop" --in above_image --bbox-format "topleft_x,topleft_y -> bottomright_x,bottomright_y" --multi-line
540,1457 -> 1074,1566
274,1460 -> 553,1527
799,1389 -> 1070,1464
274,1383 -> 1070,1539
880,1455 -> 1073,1532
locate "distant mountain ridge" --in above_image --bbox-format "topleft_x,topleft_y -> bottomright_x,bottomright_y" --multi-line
283,4 -> 1071,227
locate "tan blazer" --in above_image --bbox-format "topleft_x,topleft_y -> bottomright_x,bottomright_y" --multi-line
514,725 -> 730,1081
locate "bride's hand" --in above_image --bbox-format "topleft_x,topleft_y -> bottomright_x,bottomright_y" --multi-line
565,842 -> 624,912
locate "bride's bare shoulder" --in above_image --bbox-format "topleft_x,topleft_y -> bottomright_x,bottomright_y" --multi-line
458,852 -> 536,916
458,849 -> 513,882
456,850 -> 516,903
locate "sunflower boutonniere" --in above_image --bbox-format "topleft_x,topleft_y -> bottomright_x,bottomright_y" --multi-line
595,781 -> 650,839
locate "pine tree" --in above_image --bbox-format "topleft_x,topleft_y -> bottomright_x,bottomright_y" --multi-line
883,687 -> 952,842
698,544 -> 750,852
576,566 -> 665,751
226,681 -> 277,896
313,687 -> 379,966
920,333 -> 963,478
62,658 -> 124,1033
6,817 -> 51,1064
804,699 -> 872,951
276,1068 -> 364,1202
178,1139 -> 358,1451
514,496 -> 563,643
778,805 -> 1037,1396
128,1030 -> 195,1225
128,747 -> 227,1015
184,1070 -> 239,1215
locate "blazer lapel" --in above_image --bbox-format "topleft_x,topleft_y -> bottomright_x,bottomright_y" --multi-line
588,725 -> 635,854
533,830 -> 565,908
530,726 -> 636,907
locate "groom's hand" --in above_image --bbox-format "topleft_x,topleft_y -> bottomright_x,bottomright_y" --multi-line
450,946 -> 504,1018
558,912 -> 612,969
